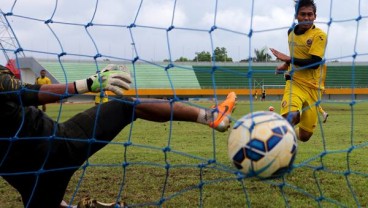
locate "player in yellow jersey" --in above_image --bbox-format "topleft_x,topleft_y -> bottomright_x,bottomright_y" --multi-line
270,0 -> 327,142
35,69 -> 52,112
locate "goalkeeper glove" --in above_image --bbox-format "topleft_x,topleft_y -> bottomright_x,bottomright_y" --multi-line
74,64 -> 131,96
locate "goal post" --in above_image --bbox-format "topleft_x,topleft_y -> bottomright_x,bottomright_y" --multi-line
262,85 -> 285,90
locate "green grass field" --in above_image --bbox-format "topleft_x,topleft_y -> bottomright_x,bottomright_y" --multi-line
0,100 -> 367,207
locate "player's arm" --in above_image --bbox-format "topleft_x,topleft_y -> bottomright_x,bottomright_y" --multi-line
38,83 -> 76,104
291,55 -> 322,69
0,72 -> 73,106
39,66 -> 131,103
270,48 -> 322,69
270,48 -> 290,75
275,62 -> 289,74
1,64 -> 131,105
0,73 -> 41,105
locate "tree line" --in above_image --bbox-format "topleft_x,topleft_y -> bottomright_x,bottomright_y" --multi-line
164,46 -> 273,63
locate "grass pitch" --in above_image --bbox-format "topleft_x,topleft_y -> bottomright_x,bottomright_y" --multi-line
0,100 -> 367,207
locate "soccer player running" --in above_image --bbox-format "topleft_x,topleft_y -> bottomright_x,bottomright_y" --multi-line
0,64 -> 236,208
270,0 -> 327,142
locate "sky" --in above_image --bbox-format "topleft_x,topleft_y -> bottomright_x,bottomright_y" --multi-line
1,0 -> 368,64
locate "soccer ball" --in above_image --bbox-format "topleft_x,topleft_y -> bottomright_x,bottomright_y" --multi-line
228,111 -> 297,179
268,106 -> 275,111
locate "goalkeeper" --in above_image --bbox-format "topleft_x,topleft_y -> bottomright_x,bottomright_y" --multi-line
0,64 -> 236,208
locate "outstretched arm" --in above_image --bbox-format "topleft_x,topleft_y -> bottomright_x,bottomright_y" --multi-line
0,72 -> 76,105
38,83 -> 76,104
270,48 -> 291,63
270,48 -> 322,69
0,64 -> 131,106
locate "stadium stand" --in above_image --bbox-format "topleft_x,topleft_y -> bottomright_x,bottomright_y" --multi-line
325,65 -> 368,88
40,61 -> 201,89
40,61 -> 104,84
130,63 -> 201,89
193,65 -> 285,89
193,64 -> 368,89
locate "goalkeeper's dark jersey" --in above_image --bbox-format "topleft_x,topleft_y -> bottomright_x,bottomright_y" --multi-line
0,66 -> 41,137
0,65 -> 135,207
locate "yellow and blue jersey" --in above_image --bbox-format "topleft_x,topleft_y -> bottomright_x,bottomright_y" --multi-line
288,25 -> 327,90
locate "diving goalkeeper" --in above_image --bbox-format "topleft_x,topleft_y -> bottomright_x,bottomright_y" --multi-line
0,64 -> 236,208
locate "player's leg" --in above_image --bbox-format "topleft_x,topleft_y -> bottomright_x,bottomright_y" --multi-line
322,111 -> 329,123
318,105 -> 329,123
318,105 -> 323,114
134,92 -> 237,132
55,93 -> 237,207
283,111 -> 301,126
42,104 -> 46,112
283,110 -> 314,142
280,82 -> 303,126
296,127 -> 313,142
1,93 -> 236,207
297,105 -> 318,142
281,82 -> 311,141
62,91 -> 237,155
61,98 -> 137,159
297,88 -> 320,142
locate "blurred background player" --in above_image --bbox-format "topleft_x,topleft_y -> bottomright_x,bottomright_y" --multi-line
254,90 -> 258,101
35,69 -> 52,112
261,90 -> 266,101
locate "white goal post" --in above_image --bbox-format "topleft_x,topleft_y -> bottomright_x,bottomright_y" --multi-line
262,85 -> 285,90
